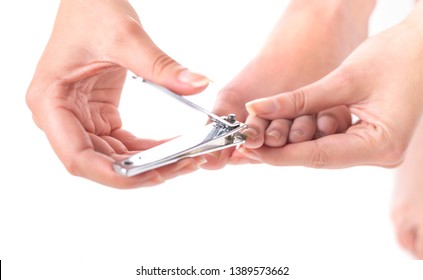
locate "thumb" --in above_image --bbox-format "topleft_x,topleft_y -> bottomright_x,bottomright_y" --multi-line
117,28 -> 209,95
245,71 -> 356,119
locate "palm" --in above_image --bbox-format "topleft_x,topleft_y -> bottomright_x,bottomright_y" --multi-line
68,67 -> 126,157
50,67 -> 136,160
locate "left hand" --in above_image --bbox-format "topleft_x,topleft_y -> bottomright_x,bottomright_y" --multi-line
26,0 -> 209,188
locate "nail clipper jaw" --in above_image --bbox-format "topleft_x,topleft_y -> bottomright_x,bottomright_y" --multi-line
213,114 -> 247,145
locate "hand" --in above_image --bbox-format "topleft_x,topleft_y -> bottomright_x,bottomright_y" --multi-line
204,0 -> 374,168
241,12 -> 423,168
26,0 -> 209,188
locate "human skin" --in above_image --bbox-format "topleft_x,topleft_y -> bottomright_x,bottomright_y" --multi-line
392,117 -> 423,259
391,0 -> 423,261
213,0 -> 423,259
241,1 -> 423,168
205,0 -> 375,168
26,0 -> 209,188
240,2 -> 423,259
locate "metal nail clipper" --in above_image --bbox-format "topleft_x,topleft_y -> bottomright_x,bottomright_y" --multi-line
113,77 -> 247,177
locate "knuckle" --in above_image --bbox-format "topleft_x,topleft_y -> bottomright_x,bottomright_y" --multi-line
109,18 -> 142,47
305,141 -> 332,168
122,18 -> 143,37
26,84 -> 41,111
330,65 -> 360,98
268,119 -> 291,131
380,142 -> 406,167
63,156 -> 82,177
26,84 -> 44,128
150,53 -> 178,78
25,90 -> 35,110
334,66 -> 356,86
64,160 -> 79,177
358,124 -> 405,167
376,130 -> 406,167
214,88 -> 248,120
288,88 -> 307,115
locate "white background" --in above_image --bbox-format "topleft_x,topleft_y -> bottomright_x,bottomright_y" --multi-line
0,0 -> 422,279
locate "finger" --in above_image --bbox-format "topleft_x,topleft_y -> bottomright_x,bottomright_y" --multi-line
289,114 -> 316,143
155,157 -> 206,181
244,115 -> 270,149
246,70 -> 358,120
395,225 -> 416,256
204,89 -> 246,170
229,149 -> 262,165
264,119 -> 291,147
41,106 -> 199,188
89,134 -> 117,156
70,143 -> 204,188
115,25 -> 209,95
101,135 -> 129,154
200,149 -> 232,170
316,106 -> 351,137
206,88 -> 252,170
110,128 -> 167,151
110,128 -> 205,181
66,149 -> 166,188
416,228 -> 423,259
212,89 -> 249,122
238,122 -> 397,168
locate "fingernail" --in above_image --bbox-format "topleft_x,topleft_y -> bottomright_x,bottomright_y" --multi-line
153,174 -> 166,185
238,147 -> 261,161
244,128 -> 259,141
291,129 -> 304,137
196,156 -> 208,166
246,98 -> 278,115
229,156 -> 251,165
178,69 -> 209,88
174,160 -> 199,176
141,172 -> 165,187
207,151 -> 221,159
267,130 -> 281,140
317,115 -> 338,136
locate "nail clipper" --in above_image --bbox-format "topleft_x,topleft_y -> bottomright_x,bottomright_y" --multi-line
113,78 -> 247,177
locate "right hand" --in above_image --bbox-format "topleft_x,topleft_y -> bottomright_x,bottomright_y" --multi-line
26,0 -> 209,188
242,18 -> 423,168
